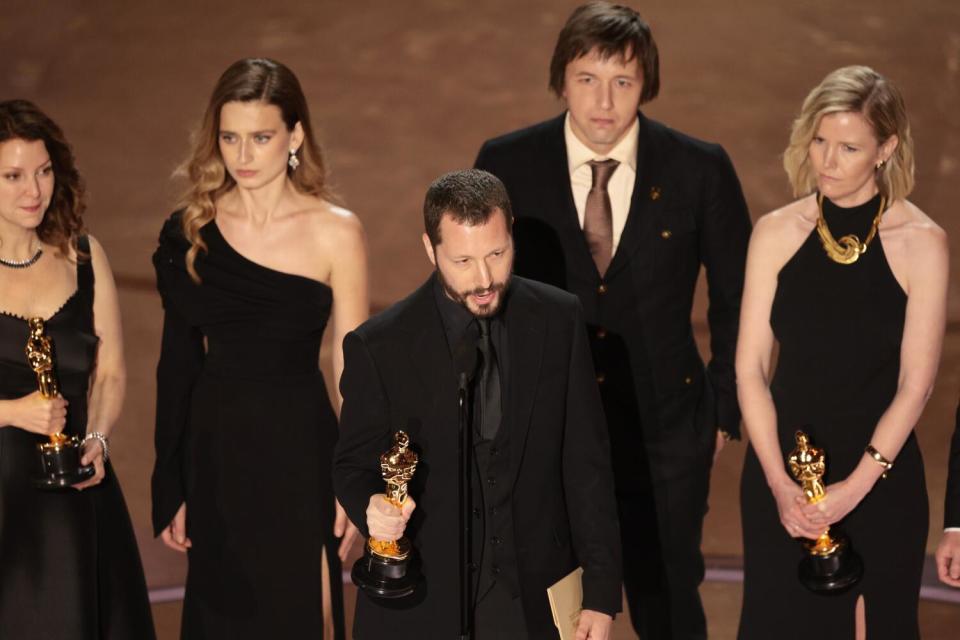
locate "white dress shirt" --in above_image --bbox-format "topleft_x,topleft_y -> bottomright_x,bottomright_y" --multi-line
565,112 -> 639,255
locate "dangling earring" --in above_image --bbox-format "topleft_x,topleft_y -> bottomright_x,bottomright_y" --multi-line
875,159 -> 886,171
288,149 -> 300,171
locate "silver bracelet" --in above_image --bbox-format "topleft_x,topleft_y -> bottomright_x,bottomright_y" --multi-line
83,432 -> 109,462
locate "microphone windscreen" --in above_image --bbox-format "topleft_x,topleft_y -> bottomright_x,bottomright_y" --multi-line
453,338 -> 478,384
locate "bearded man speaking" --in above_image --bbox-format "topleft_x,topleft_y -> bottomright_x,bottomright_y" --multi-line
334,169 -> 622,639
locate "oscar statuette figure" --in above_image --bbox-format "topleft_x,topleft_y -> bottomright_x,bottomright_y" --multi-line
27,317 -> 94,489
352,430 -> 422,598
788,430 -> 863,593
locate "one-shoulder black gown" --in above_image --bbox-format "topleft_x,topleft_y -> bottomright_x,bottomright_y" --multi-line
738,193 -> 928,639
0,237 -> 155,639
152,213 -> 345,639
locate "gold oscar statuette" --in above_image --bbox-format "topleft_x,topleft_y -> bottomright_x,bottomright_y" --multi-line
27,318 -> 94,489
787,430 -> 863,593
351,430 -> 422,598
368,431 -> 419,559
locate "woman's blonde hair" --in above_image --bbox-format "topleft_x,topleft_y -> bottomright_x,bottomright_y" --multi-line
783,65 -> 914,201
178,58 -> 336,282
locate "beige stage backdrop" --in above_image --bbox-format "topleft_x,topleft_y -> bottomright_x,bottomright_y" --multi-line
2,0 -> 960,630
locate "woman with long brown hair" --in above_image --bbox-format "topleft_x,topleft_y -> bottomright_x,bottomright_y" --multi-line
153,58 -> 367,638
0,99 -> 154,638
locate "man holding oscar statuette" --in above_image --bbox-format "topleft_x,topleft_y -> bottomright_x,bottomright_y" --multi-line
334,170 -> 621,639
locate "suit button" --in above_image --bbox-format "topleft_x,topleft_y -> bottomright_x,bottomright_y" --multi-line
492,564 -> 501,575
473,507 -> 481,518
684,376 -> 693,385
487,476 -> 497,486
597,283 -> 607,294
490,446 -> 499,456
661,229 -> 673,239
596,328 -> 607,339
491,536 -> 502,546
490,506 -> 499,516
596,373 -> 606,384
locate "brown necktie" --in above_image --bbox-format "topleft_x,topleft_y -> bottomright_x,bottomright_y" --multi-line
584,159 -> 619,275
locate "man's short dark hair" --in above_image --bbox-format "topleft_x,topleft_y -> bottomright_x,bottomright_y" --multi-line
423,169 -> 513,246
549,1 -> 660,104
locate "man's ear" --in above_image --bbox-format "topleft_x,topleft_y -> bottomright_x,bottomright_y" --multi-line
422,233 -> 437,266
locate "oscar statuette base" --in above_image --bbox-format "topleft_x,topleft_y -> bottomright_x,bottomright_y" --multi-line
34,436 -> 95,490
351,541 -> 421,599
798,530 -> 864,595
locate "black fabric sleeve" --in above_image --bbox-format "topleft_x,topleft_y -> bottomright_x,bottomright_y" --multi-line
150,224 -> 204,536
945,402 -> 960,529
700,146 -> 752,438
333,331 -> 393,538
474,140 -> 497,174
562,300 -> 623,616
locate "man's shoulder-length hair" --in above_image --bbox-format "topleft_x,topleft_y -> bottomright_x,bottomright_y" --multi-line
548,1 -> 660,104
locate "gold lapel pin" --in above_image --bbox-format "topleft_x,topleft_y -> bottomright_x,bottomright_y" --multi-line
650,186 -> 661,200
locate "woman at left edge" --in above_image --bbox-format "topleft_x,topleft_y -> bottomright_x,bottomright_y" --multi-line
0,99 -> 156,639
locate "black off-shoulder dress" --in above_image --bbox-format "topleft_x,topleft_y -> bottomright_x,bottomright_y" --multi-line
152,214 -> 345,639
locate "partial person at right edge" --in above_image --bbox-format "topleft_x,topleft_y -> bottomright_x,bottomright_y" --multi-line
935,404 -> 960,587
737,66 -> 947,639
475,3 -> 751,638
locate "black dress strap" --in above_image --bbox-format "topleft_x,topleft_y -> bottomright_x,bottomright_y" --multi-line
76,236 -> 95,295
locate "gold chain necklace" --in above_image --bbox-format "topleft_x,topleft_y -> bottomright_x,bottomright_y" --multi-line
815,192 -> 886,265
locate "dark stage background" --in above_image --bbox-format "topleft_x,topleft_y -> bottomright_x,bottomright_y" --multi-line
2,0 -> 959,636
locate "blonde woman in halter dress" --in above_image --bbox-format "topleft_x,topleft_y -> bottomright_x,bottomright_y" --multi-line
152,58 -> 367,639
736,66 -> 947,639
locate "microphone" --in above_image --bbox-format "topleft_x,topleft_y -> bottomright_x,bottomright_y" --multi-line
452,335 -> 477,637
453,338 -> 478,392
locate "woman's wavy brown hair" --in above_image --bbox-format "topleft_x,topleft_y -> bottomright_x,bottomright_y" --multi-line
0,99 -> 87,260
178,58 -> 336,282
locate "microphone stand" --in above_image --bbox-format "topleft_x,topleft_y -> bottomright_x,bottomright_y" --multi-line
457,373 -> 473,639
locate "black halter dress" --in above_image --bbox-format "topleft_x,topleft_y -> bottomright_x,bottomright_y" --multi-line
738,193 -> 928,639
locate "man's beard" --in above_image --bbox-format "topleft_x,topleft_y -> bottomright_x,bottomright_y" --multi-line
436,267 -> 511,318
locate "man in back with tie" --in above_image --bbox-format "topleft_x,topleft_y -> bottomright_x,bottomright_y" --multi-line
474,3 -> 752,637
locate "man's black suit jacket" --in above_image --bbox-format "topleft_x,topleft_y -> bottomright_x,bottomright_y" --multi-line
334,276 -> 622,639
475,112 -> 751,487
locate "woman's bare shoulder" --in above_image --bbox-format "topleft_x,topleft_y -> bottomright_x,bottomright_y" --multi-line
883,199 -> 947,257
890,199 -> 945,235
290,199 -> 367,265
305,202 -> 364,243
752,195 -> 816,244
